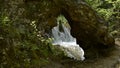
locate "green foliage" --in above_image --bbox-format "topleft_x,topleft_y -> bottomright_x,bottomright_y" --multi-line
57,15 -> 71,29
0,15 -> 54,67
85,0 -> 120,37
0,2 -> 59,67
0,0 -> 67,67
57,15 -> 68,23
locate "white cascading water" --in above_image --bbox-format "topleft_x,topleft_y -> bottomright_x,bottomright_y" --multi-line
52,21 -> 85,61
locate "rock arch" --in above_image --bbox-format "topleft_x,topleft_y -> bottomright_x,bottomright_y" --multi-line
25,0 -> 115,58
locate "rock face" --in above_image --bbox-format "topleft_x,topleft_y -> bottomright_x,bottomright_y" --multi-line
25,0 -> 115,58
58,0 -> 115,57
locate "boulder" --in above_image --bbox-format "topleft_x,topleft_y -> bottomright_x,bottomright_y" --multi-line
25,0 -> 115,58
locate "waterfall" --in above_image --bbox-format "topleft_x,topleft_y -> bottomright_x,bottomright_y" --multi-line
52,21 -> 85,61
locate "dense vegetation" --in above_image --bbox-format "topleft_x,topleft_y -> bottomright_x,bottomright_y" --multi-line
0,0 -> 119,68
0,0 -> 58,67
85,0 -> 120,37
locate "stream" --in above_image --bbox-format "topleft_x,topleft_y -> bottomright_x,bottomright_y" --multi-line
51,21 -> 85,61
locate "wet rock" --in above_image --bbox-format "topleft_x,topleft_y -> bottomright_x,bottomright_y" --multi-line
25,0 -> 115,58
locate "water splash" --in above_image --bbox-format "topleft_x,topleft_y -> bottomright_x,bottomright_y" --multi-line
52,21 -> 85,61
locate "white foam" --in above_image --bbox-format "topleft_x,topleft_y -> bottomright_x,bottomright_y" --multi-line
52,21 -> 85,60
